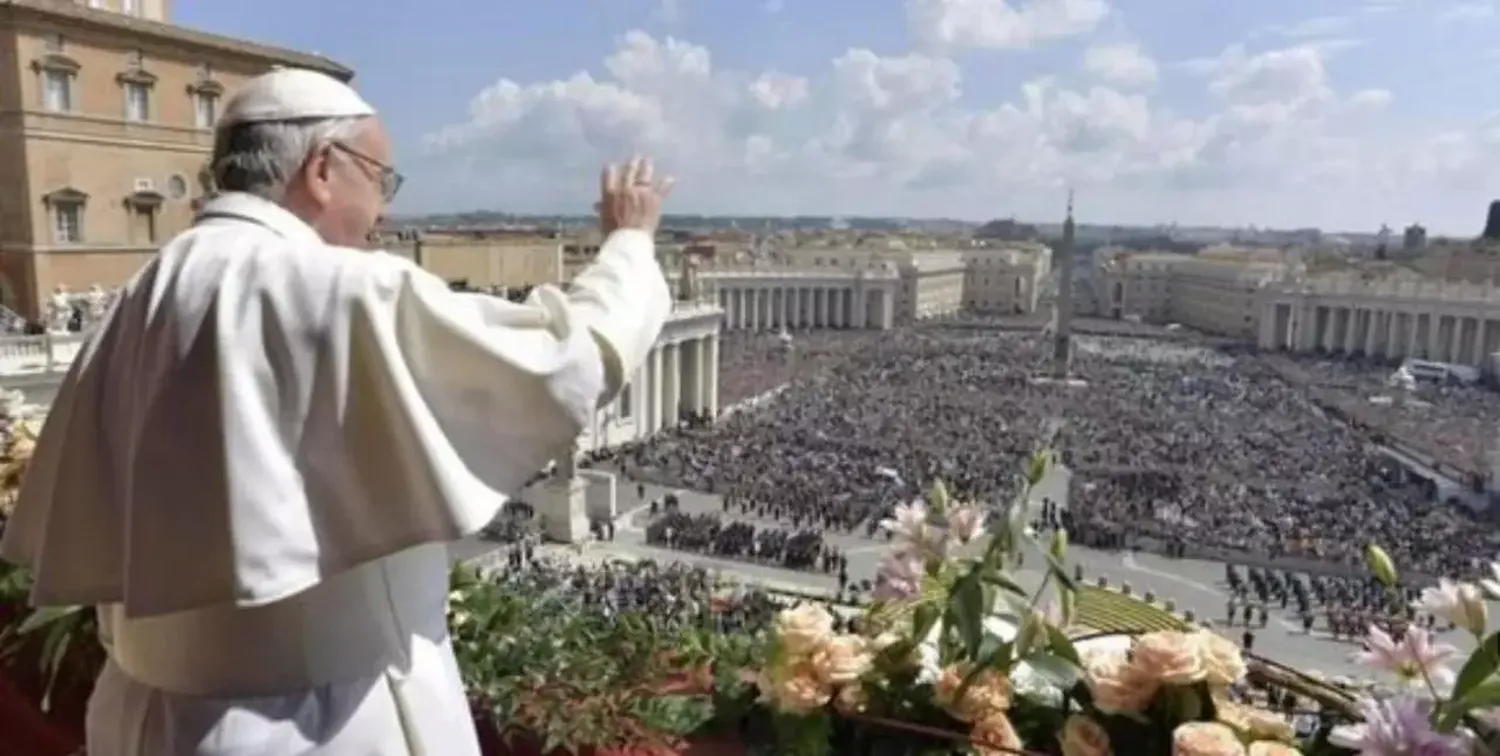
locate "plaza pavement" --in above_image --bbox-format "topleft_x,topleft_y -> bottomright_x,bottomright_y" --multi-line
451,468 -> 1487,682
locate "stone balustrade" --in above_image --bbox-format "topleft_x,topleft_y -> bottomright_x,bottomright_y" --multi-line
0,332 -> 87,377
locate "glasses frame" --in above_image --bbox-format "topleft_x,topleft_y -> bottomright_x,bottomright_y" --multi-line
329,141 -> 404,202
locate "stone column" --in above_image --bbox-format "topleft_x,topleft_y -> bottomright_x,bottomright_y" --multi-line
682,338 -> 702,414
664,342 -> 681,427
705,334 -> 719,419
648,346 -> 663,433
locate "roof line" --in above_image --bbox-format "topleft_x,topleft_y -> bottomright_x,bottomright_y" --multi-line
0,0 -> 354,80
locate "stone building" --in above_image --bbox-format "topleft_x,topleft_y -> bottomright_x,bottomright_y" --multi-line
961,243 -> 1052,315
0,0 -> 350,318
385,232 -> 564,289
1095,248 -> 1293,339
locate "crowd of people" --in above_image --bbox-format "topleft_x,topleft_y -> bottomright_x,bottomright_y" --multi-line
643,510 -> 840,573
482,554 -> 854,635
1266,354 -> 1499,483
623,325 -> 1499,581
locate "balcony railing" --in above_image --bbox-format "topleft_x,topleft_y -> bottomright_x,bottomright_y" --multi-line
0,333 -> 87,378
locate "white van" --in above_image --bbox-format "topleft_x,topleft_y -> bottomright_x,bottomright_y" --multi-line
1399,359 -> 1480,385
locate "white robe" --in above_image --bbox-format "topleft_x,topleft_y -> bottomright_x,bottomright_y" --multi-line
0,192 -> 671,755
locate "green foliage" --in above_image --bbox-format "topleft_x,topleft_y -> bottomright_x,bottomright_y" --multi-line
0,560 -> 100,715
450,564 -> 766,752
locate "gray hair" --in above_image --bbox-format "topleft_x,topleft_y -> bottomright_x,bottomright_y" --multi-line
209,116 -> 370,202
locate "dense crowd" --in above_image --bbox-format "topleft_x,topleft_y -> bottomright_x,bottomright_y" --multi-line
1266,354 -> 1499,483
643,510 -> 838,572
624,325 -> 1497,581
483,555 -> 853,635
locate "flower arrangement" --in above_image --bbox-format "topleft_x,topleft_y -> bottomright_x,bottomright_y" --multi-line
1300,544 -> 1500,755
743,444 -> 1316,756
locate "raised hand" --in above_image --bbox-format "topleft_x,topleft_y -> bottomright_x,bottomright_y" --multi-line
597,156 -> 674,235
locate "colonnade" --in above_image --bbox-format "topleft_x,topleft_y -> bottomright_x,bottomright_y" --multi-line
716,284 -> 895,331
608,333 -> 719,440
1260,299 -> 1500,368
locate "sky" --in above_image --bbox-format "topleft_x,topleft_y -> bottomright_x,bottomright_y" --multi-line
173,0 -> 1500,234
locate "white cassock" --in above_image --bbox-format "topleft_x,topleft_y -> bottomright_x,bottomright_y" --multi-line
0,192 -> 671,755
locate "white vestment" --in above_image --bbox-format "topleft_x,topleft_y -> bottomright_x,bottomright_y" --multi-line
0,192 -> 671,755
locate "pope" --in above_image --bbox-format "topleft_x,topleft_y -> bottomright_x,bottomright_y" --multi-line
0,68 -> 675,755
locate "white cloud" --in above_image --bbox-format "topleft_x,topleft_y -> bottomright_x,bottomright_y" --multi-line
762,0 -> 784,13
420,31 -> 1500,230
748,72 -> 809,110
905,0 -> 1109,51
1082,42 -> 1158,86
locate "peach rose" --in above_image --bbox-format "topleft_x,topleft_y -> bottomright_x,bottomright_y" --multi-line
834,683 -> 868,714
767,662 -> 832,714
1086,651 -> 1159,715
1241,709 -> 1295,743
810,634 -> 873,686
775,603 -> 835,656
972,713 -> 1024,756
936,664 -> 1013,722
1246,743 -> 1302,756
1133,631 -> 1207,686
1214,699 -> 1252,732
1195,631 -> 1247,687
1172,722 -> 1246,756
1060,714 -> 1112,756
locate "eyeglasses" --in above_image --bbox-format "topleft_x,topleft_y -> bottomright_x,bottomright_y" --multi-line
329,141 -> 404,202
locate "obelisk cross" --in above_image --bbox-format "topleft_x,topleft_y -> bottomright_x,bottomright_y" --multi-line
1050,189 -> 1076,378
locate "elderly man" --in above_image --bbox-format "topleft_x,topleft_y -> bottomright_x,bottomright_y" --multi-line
0,69 -> 674,755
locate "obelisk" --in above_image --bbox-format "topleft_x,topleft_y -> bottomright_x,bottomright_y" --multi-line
1050,190 -> 1076,378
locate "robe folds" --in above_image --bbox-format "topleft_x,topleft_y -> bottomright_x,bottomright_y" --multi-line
0,192 -> 672,755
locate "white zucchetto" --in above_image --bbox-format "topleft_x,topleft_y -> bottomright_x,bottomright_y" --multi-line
217,68 -> 375,128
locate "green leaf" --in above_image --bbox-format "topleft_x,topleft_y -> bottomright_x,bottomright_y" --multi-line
949,573 -> 986,659
15,605 -> 81,636
1452,632 -> 1500,704
1023,651 -> 1083,692
1440,678 -> 1500,731
1045,623 -> 1082,666
913,602 -> 942,645
980,573 -> 1028,597
1043,549 -> 1078,593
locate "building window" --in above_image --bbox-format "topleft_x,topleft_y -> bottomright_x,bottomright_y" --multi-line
125,190 -> 163,244
43,187 -> 88,244
117,58 -> 156,122
194,92 -> 217,127
124,82 -> 149,121
42,69 -> 72,112
188,70 -> 225,130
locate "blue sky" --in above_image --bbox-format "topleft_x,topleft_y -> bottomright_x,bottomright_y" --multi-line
175,0 -> 1500,233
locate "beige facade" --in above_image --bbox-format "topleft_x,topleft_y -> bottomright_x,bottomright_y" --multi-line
1096,248 -> 1292,339
684,268 -> 900,330
386,234 -> 563,289
962,243 -> 1052,315
760,246 -> 967,324
0,0 -> 350,319
1257,273 -> 1500,368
